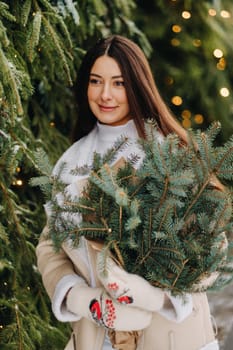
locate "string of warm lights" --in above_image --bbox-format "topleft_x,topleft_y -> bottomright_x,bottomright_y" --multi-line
168,2 -> 231,128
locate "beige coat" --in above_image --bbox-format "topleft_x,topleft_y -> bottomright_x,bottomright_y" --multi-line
36,228 -> 217,350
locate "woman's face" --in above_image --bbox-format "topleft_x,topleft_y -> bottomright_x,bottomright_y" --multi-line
87,55 -> 131,126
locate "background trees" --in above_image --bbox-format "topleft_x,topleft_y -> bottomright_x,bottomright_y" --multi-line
135,0 -> 233,140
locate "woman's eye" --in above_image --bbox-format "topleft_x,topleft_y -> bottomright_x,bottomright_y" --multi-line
89,78 -> 102,85
114,80 -> 125,87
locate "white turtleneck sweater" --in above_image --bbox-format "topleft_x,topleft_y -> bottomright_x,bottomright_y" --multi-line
46,120 -> 196,350
52,119 -> 145,183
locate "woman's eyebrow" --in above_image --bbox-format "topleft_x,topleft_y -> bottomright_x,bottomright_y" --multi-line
112,75 -> 123,79
89,73 -> 123,79
89,73 -> 102,77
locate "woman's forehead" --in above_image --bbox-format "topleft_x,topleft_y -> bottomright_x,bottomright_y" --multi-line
90,56 -> 122,77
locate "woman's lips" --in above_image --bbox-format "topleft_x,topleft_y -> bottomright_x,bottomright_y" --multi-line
99,105 -> 118,112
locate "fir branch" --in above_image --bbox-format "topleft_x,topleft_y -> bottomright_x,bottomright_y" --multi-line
37,0 -> 56,12
0,222 -> 9,244
215,145 -> 233,179
205,121 -> 222,145
21,0 -> 32,27
14,303 -> 23,350
0,181 -> 27,247
70,164 -> 92,176
0,2 -> 16,22
10,130 -> 47,175
182,141 -> 232,221
172,259 -> 189,288
182,175 -> 211,221
32,148 -> 53,176
63,0 -> 80,25
92,0 -> 107,17
0,45 -> 23,116
44,11 -> 73,50
27,11 -> 42,62
114,0 -> 135,16
101,136 -> 129,165
0,20 -> 9,47
69,226 -> 110,235
63,200 -> 96,213
211,198 -> 232,234
90,164 -> 120,199
38,8 -> 73,85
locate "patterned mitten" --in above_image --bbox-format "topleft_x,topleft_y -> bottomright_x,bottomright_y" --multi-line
66,284 -> 152,331
97,254 -> 164,312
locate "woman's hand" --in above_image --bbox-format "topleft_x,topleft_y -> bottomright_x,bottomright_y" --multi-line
96,253 -> 165,312
66,284 -> 152,331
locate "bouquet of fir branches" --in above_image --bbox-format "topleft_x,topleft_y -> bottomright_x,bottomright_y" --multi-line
43,122 -> 233,294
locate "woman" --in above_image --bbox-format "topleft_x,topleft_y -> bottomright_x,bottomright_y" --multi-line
36,35 -> 219,350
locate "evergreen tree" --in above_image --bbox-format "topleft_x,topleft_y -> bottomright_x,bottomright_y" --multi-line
135,0 -> 233,141
0,1 -> 149,348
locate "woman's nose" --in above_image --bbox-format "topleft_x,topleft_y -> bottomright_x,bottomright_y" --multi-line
101,83 -> 112,100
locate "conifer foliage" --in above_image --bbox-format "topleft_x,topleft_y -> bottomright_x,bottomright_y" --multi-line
48,122 -> 233,295
135,0 -> 233,140
0,1 -> 149,348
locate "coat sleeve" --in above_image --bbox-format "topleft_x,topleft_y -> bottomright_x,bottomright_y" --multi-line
158,292 -> 193,323
36,226 -> 77,299
36,226 -> 87,322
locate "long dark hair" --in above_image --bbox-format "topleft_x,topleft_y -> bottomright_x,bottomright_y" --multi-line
73,35 -> 187,142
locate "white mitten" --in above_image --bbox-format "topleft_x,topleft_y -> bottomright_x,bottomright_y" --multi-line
97,254 -> 164,312
66,284 -> 152,331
